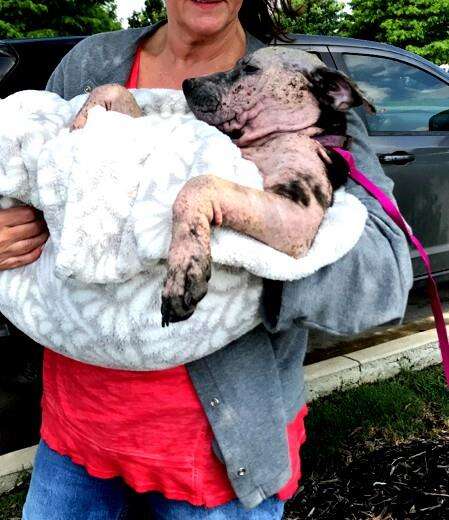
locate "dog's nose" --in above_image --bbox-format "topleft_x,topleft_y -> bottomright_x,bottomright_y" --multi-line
182,78 -> 220,118
182,79 -> 196,96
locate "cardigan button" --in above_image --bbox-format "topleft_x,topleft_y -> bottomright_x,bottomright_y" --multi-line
210,398 -> 220,407
84,85 -> 93,93
237,467 -> 247,477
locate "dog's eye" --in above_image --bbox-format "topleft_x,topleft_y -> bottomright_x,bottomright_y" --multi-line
242,64 -> 260,75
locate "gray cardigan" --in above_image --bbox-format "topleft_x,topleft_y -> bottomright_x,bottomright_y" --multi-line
46,23 -> 413,509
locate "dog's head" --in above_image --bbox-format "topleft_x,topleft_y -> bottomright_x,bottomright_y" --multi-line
183,47 -> 374,146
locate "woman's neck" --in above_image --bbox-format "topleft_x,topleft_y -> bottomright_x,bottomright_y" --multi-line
165,18 -> 246,67
140,20 -> 246,86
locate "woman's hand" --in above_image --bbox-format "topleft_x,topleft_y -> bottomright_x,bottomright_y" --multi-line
71,84 -> 143,130
0,206 -> 49,270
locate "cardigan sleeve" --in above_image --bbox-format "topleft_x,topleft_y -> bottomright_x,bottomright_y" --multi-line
260,110 -> 413,336
45,32 -> 107,99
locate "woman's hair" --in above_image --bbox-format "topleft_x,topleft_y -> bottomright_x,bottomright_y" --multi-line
238,0 -> 301,43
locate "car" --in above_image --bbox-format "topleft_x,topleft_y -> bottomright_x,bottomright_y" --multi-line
2,33 -> 448,279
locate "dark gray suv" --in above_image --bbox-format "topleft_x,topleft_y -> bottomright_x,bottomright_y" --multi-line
1,33 -> 449,281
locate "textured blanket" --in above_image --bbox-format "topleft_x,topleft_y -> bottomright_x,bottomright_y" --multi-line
0,89 -> 367,370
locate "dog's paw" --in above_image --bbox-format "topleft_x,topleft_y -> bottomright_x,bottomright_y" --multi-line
161,254 -> 211,327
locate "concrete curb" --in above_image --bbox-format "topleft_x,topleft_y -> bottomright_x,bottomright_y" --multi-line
0,328 -> 444,495
0,445 -> 36,494
305,328 -> 442,400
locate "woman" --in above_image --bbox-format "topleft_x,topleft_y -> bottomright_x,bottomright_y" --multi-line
6,0 -> 412,518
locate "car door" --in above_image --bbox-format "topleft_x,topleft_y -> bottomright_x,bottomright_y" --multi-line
330,46 -> 449,278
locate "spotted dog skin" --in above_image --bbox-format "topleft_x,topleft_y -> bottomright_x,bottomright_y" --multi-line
162,48 -> 374,324
72,48 -> 374,325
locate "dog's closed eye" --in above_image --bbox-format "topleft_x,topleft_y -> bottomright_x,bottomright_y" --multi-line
242,64 -> 260,75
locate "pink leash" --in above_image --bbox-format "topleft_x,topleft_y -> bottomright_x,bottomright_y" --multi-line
334,147 -> 449,387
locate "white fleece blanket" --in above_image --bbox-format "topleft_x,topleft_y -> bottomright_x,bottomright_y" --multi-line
0,89 -> 367,369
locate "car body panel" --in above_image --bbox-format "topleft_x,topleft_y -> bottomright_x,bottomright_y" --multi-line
329,45 -> 449,278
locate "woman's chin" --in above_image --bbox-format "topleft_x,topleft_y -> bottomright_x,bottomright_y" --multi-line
183,3 -> 231,34
185,20 -> 229,37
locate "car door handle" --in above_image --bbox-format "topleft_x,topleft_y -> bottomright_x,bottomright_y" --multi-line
378,152 -> 415,165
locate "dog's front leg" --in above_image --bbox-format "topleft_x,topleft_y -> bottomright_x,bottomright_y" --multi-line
161,174 -> 326,325
161,176 -> 216,326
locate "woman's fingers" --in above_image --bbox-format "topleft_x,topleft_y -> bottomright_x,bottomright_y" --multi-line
7,219 -> 47,242
0,245 -> 44,271
0,206 -> 49,269
0,206 -> 40,226
0,218 -> 48,253
1,231 -> 49,258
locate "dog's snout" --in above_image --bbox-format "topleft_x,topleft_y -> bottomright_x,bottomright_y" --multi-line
182,78 -> 210,100
182,78 -> 220,116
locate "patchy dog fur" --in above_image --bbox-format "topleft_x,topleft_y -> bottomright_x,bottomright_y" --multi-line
161,48 -> 374,324
71,47 -> 374,326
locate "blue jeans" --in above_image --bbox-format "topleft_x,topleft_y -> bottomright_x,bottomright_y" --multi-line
23,441 -> 285,519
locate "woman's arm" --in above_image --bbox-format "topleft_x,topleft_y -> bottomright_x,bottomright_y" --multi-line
0,207 -> 48,270
0,48 -> 64,270
260,111 -> 413,335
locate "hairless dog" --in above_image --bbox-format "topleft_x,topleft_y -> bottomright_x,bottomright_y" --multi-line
71,47 -> 374,326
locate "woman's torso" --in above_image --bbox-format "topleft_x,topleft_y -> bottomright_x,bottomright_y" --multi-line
41,33 -> 307,507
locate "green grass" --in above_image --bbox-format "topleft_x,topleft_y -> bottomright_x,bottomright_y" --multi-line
1,366 -> 448,514
0,472 -> 30,520
302,365 -> 449,472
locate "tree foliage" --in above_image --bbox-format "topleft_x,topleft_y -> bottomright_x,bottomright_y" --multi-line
127,0 -> 167,28
2,0 -> 448,66
344,0 -> 449,65
0,0 -> 122,39
281,0 -> 346,36
128,0 -> 343,35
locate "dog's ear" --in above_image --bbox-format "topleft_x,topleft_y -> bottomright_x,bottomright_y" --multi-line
307,67 -> 375,114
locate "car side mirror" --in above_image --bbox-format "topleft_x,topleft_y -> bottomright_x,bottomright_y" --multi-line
0,43 -> 18,85
429,109 -> 449,131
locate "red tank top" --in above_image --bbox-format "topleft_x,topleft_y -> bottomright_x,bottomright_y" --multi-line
40,46 -> 308,507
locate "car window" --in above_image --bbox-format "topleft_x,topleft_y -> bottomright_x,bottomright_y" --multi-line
343,54 -> 449,133
0,56 -> 16,82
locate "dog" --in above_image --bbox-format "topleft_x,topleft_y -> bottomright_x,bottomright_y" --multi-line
71,47 -> 374,326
